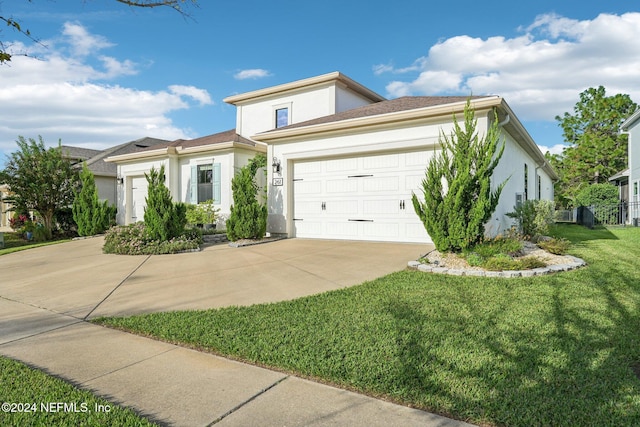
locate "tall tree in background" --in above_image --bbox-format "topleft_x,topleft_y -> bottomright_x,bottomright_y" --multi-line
553,86 -> 637,207
0,136 -> 79,239
1,1 -> 197,63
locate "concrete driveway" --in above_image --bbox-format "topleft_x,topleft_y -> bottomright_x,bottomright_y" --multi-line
0,237 -> 478,427
0,237 -> 431,319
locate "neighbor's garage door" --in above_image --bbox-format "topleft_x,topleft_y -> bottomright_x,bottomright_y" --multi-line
131,176 -> 148,223
292,151 -> 432,243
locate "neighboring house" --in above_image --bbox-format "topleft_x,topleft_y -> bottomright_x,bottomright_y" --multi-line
62,137 -> 170,206
615,110 -> 640,223
105,130 -> 266,226
0,184 -> 10,228
108,71 -> 557,243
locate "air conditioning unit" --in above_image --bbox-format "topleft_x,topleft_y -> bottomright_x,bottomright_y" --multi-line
633,218 -> 639,227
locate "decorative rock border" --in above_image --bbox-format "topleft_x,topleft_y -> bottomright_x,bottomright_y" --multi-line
228,236 -> 286,248
408,255 -> 587,278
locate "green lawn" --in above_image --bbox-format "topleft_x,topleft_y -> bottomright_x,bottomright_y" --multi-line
0,356 -> 157,426
0,232 -> 70,256
94,224 -> 640,427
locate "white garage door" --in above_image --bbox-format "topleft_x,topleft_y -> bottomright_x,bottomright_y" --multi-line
292,151 -> 432,243
131,176 -> 148,223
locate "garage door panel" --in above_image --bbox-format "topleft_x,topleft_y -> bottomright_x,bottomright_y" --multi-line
363,199 -> 399,215
326,200 -> 358,215
326,157 -> 358,172
295,161 -> 322,174
295,180 -> 322,194
294,220 -> 323,236
362,222 -> 399,238
363,177 -> 399,192
326,179 -> 357,193
363,153 -> 399,169
326,221 -> 359,237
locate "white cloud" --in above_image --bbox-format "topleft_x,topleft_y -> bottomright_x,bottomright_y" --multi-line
379,13 -> 640,122
0,22 -> 212,155
169,85 -> 213,106
234,69 -> 271,80
537,143 -> 566,156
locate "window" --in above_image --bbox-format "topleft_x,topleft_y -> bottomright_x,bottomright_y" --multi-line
634,181 -> 639,202
275,107 -> 289,128
537,174 -> 541,200
524,164 -> 529,201
190,163 -> 221,205
197,164 -> 213,203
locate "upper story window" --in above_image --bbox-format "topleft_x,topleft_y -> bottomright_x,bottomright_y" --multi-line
275,107 -> 289,128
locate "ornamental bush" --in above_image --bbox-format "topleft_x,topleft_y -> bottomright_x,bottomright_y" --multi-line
103,223 -> 202,255
72,163 -> 116,236
143,165 -> 187,241
226,154 -> 267,241
573,183 -> 619,207
506,199 -> 555,238
412,100 -> 507,252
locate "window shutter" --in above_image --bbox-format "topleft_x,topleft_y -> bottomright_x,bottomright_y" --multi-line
213,163 -> 221,205
190,166 -> 197,204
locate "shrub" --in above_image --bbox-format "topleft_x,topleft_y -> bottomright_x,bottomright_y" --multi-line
507,200 -> 555,237
54,207 -> 77,236
186,200 -> 219,225
573,183 -> 619,208
103,223 -> 202,255
226,154 -> 267,241
144,165 -> 187,241
538,237 -> 571,255
469,236 -> 523,259
72,163 -> 115,236
8,213 -> 29,231
411,100 -> 507,252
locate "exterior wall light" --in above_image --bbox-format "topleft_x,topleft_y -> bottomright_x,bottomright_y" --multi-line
272,157 -> 282,175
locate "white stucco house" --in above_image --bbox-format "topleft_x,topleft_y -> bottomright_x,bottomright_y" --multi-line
106,71 -> 557,243
613,110 -> 640,224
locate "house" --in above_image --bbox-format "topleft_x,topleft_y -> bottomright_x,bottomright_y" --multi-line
615,110 -> 640,224
0,184 -> 10,228
61,137 -> 171,206
107,71 -> 557,243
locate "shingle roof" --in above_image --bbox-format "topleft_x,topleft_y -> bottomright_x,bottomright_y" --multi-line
65,137 -> 171,176
266,96 -> 487,132
167,129 -> 256,149
61,146 -> 103,162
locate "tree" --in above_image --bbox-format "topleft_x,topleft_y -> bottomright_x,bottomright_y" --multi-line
0,136 -> 79,239
411,101 -> 507,253
574,183 -> 619,207
226,154 -> 267,241
143,165 -> 186,241
72,163 -> 116,236
554,86 -> 637,207
1,1 -> 197,63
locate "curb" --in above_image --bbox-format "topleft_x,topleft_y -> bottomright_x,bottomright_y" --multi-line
408,255 -> 587,278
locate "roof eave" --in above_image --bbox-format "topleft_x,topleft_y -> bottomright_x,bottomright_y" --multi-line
252,97 -> 502,142
621,109 -> 640,131
105,147 -> 175,163
223,72 -> 385,105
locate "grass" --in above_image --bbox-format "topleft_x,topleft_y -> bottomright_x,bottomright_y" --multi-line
94,224 -> 640,427
0,231 -> 70,256
0,356 -> 157,426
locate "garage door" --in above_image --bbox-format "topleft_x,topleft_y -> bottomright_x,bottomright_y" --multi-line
292,151 -> 432,243
131,176 -> 148,223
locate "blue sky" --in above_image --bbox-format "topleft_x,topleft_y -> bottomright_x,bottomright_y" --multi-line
1,0 -> 639,164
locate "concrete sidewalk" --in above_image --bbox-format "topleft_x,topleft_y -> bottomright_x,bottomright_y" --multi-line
0,237 -> 474,426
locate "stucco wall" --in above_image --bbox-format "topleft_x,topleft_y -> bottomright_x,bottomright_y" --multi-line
266,112 -> 554,240
95,176 -> 116,206
629,124 -> 640,202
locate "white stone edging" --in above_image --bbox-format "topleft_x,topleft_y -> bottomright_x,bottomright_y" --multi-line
407,255 -> 587,278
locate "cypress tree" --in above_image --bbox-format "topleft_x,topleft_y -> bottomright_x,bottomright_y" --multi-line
412,100 -> 507,252
144,165 -> 186,241
226,154 -> 267,241
72,163 -> 114,236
